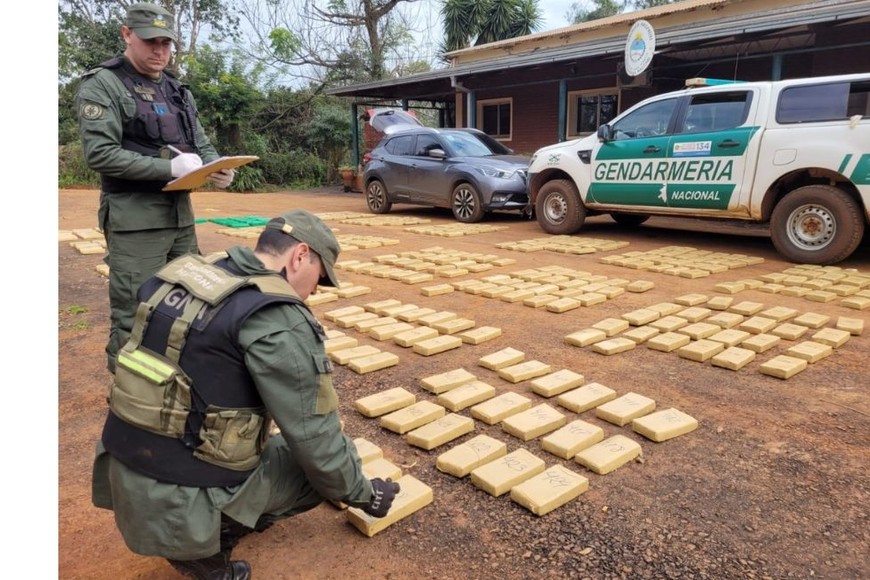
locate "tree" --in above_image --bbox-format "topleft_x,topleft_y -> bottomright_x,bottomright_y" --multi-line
58,6 -> 122,80
305,102 -> 353,179
235,0 -> 427,89
58,0 -> 243,147
566,0 -> 620,24
567,0 -> 677,24
566,0 -> 675,24
58,0 -> 241,77
183,46 -> 264,151
440,0 -> 542,55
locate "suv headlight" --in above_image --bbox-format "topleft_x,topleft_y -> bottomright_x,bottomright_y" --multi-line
477,166 -> 518,179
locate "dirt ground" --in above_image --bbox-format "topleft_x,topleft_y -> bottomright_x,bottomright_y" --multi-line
58,187 -> 870,579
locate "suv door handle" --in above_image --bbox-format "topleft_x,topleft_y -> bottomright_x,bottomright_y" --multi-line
643,146 -> 661,154
718,140 -> 741,148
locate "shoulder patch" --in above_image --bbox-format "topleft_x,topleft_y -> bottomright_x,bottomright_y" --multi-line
80,102 -> 104,120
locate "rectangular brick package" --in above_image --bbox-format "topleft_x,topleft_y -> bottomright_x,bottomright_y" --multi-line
346,475 -> 433,537
575,434 -> 642,475
510,464 -> 589,516
380,401 -> 446,434
436,435 -> 507,477
405,413 -> 475,450
471,448 -> 547,496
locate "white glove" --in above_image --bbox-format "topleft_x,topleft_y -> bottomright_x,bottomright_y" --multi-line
209,168 -> 235,189
170,153 -> 203,177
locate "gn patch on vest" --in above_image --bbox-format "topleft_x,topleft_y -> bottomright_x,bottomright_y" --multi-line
80,102 -> 104,120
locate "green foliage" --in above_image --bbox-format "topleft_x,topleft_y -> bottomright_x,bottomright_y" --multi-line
58,4 -> 124,79
56,0 -> 401,191
58,143 -> 99,189
306,104 -> 353,180
233,128 -> 329,190
269,28 -> 302,61
566,0 -> 675,24
228,164 -> 266,192
183,47 -> 264,151
634,0 -> 675,8
60,305 -> 91,330
327,46 -> 376,86
441,0 -> 542,54
256,150 -> 328,189
59,79 -> 82,147
567,0 -> 622,23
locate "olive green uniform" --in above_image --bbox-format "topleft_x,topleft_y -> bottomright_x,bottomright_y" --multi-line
92,245 -> 373,559
76,57 -> 220,371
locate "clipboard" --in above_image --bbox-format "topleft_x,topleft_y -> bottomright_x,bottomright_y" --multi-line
163,156 -> 260,191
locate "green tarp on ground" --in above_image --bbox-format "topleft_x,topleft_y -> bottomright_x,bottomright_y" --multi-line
201,216 -> 270,228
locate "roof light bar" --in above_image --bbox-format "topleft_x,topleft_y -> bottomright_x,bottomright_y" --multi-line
685,77 -> 746,87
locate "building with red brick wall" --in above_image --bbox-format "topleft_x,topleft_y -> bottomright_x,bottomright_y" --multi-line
330,0 -> 870,165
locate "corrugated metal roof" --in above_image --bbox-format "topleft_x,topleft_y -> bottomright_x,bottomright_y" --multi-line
446,0 -> 731,58
327,0 -> 870,98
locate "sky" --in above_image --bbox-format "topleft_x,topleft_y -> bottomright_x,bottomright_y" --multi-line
400,0 -> 590,71
539,0 -> 584,30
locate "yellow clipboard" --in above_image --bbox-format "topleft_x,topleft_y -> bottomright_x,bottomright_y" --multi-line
163,156 -> 260,191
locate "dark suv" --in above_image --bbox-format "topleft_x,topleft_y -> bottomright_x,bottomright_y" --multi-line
363,127 -> 530,222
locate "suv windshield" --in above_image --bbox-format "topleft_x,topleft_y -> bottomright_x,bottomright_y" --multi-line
441,131 -> 506,157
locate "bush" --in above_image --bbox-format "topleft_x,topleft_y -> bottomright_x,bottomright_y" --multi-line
255,149 -> 327,189
57,120 -> 333,191
58,143 -> 99,189
228,164 -> 265,192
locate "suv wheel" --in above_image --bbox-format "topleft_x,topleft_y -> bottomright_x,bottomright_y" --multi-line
770,185 -> 864,265
535,179 -> 586,234
365,179 -> 392,214
451,183 -> 484,223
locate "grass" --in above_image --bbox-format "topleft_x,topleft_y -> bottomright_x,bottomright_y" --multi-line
60,305 -> 91,331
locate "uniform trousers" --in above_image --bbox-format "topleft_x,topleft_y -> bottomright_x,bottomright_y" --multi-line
103,225 -> 198,372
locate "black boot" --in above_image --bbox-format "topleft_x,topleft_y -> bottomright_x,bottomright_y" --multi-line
167,550 -> 251,580
219,514 -> 278,553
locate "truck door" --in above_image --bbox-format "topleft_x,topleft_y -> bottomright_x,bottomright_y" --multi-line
666,89 -> 759,216
588,97 -> 678,206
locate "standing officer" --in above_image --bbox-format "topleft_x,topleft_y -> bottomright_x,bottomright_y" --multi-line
92,209 -> 400,579
76,2 -> 236,373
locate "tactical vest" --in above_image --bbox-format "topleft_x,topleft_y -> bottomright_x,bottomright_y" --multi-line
102,253 -> 324,487
98,56 -> 199,193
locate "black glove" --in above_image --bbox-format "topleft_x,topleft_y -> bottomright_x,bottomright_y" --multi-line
363,477 -> 400,518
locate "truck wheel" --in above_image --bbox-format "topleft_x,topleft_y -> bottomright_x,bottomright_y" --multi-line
611,213 -> 650,226
451,183 -> 484,223
535,179 -> 586,234
365,179 -> 392,214
770,185 -> 864,265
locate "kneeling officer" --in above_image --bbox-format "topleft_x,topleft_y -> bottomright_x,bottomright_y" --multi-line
92,209 -> 399,579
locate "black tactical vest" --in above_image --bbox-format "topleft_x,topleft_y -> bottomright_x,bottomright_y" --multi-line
102,257 -> 317,487
99,56 -> 199,193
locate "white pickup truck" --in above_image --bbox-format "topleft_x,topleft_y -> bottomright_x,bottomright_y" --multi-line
526,73 -> 870,264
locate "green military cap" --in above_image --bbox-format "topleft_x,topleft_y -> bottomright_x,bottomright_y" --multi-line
266,209 -> 341,288
125,2 -> 177,42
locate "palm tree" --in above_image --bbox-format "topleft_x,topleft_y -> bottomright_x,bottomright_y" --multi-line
440,0 -> 542,55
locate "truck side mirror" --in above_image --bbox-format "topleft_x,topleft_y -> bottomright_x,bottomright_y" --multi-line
428,148 -> 447,159
597,125 -> 613,142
